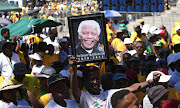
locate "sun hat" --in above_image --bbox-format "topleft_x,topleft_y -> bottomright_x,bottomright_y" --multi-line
34,67 -> 56,78
112,73 -> 129,83
47,74 -> 66,87
154,30 -> 163,35
124,38 -> 132,44
153,41 -> 162,47
146,71 -> 172,82
148,85 -> 169,104
119,23 -> 127,30
0,79 -> 22,91
13,62 -> 28,75
29,53 -> 43,60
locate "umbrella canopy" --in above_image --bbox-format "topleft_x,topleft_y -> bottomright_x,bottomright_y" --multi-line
0,19 -> 63,39
0,17 -> 12,25
104,10 -> 122,18
23,9 -> 40,16
0,1 -> 22,12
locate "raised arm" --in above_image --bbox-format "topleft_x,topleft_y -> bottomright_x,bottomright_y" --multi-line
125,72 -> 161,92
69,55 -> 81,103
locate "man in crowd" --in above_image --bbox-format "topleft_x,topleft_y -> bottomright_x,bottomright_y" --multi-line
111,89 -> 142,108
69,55 -> 161,108
76,20 -> 102,54
0,42 -> 20,80
45,74 -> 79,108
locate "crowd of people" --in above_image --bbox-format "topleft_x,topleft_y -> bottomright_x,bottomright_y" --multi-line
1,5 -> 180,107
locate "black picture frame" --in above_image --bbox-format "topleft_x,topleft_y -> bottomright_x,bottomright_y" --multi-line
68,13 -> 109,63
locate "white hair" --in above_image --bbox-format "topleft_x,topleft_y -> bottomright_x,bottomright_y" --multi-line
78,20 -> 101,36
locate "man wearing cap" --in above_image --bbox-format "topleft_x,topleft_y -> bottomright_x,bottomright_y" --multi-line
0,79 -> 42,108
112,73 -> 129,89
10,62 -> 41,99
169,52 -> 180,88
111,29 -> 126,53
58,38 -> 72,70
69,56 -> 161,108
0,42 -> 21,80
119,23 -> 131,39
139,19 -> 144,29
34,66 -> 56,107
76,20 -> 102,55
130,25 -> 146,42
143,71 -> 180,108
120,38 -> 133,60
29,53 -> 45,75
45,74 -> 79,108
147,85 -> 169,108
172,25 -> 180,46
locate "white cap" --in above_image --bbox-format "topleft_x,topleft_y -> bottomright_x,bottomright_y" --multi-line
141,24 -> 150,34
175,25 -> 180,31
174,52 -> 180,63
149,26 -> 157,34
59,70 -> 71,78
29,53 -> 43,60
167,53 -> 175,65
146,71 -> 172,82
124,38 -> 132,44
154,30 -> 163,35
59,38 -> 67,43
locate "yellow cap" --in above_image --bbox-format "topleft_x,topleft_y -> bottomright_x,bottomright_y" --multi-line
139,19 -> 144,23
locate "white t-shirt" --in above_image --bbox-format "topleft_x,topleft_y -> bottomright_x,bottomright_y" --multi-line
43,37 -> 59,53
31,65 -> 45,75
0,52 -> 20,79
0,99 -> 31,108
143,94 -> 153,108
80,89 -> 121,108
45,99 -> 79,108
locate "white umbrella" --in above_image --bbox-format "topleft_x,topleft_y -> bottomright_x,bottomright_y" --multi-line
0,17 -> 12,25
104,10 -> 122,18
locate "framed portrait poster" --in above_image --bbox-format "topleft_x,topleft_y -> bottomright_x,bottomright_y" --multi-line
68,13 -> 109,63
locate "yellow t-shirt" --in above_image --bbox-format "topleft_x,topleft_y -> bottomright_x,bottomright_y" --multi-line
106,25 -> 115,37
171,22 -> 180,37
10,74 -> 41,99
111,38 -> 126,52
43,53 -> 59,66
168,87 -> 180,100
172,34 -> 180,46
134,92 -> 145,104
137,74 -> 146,83
130,32 -> 146,42
25,7 -> 29,13
159,39 -> 168,47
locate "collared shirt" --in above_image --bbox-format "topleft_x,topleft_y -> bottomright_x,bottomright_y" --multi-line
0,52 -> 20,79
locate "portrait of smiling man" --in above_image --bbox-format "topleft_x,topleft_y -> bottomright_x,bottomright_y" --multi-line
76,20 -> 102,54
